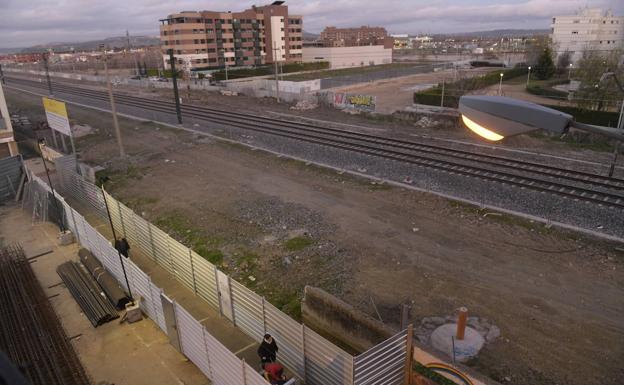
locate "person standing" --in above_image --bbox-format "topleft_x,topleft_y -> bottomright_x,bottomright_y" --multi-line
257,334 -> 279,365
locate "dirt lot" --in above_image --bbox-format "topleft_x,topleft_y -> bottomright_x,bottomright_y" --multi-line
333,67 -> 493,113
6,88 -> 624,385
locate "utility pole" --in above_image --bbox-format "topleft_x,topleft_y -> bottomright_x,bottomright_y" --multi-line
126,30 -> 140,76
440,79 -> 445,107
42,53 -> 53,95
101,46 -> 126,157
273,42 -> 280,103
168,49 -> 183,124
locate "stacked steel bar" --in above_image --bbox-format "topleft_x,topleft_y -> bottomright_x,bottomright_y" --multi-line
78,248 -> 130,309
57,261 -> 119,327
0,244 -> 90,385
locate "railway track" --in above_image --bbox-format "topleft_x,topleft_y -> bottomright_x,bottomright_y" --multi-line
7,76 -> 624,210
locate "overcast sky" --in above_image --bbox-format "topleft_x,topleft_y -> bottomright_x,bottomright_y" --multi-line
1,0 -> 623,48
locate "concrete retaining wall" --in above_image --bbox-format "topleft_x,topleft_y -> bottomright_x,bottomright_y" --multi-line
302,286 -> 395,352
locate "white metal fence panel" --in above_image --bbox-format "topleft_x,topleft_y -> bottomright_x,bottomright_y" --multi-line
204,329 -> 244,385
119,203 -> 139,250
175,303 -> 212,378
354,330 -> 407,385
192,252 -> 219,310
169,240 -> 195,292
150,282 -> 167,333
150,225 -> 174,274
0,155 -> 23,203
105,193 -> 124,239
133,215 -> 155,261
264,302 -> 305,379
127,260 -> 157,320
245,361 -> 271,385
230,279 -> 264,342
304,326 -> 354,385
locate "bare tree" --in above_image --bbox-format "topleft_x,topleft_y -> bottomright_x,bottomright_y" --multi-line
573,49 -> 623,111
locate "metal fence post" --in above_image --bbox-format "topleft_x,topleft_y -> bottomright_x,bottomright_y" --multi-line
228,275 -> 236,327
403,325 -> 414,385
116,196 -> 126,238
214,268 -> 223,316
241,358 -> 248,385
147,223 -> 157,262
261,297 -> 267,334
301,324 -> 307,381
68,206 -> 81,244
189,249 -> 197,294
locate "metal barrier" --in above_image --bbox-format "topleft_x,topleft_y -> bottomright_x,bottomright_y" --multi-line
49,158 -> 414,385
354,329 -> 408,385
0,155 -> 23,203
26,175 -> 272,385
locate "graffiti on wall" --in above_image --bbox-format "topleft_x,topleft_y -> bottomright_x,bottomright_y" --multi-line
333,92 -> 376,112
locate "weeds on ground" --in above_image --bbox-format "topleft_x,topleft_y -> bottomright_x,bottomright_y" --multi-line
155,211 -> 224,265
284,236 -> 314,251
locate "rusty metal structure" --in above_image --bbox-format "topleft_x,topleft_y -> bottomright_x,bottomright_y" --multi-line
0,244 -> 90,385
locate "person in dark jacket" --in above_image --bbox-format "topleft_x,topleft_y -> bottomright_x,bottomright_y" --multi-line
114,238 -> 130,258
257,334 -> 278,365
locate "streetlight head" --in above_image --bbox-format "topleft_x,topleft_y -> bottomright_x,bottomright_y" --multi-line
458,96 -> 572,141
500,73 -> 504,77
528,66 -> 531,70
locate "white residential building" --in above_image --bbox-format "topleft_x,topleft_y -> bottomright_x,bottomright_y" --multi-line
551,8 -> 624,64
302,45 -> 392,69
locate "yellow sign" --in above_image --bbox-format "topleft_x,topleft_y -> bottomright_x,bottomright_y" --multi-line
43,97 -> 68,118
42,97 -> 71,135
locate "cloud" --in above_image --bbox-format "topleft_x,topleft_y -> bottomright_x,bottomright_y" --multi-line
0,0 -> 622,47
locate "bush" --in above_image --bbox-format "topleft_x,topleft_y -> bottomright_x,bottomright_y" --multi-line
526,84 -> 569,99
542,105 -> 620,126
413,67 -> 528,108
146,68 -> 174,78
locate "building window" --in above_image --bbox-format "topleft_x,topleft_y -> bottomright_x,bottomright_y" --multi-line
571,31 -> 578,34
573,19 -> 580,23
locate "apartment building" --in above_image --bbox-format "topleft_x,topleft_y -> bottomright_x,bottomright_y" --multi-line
159,2 -> 303,71
551,8 -> 624,64
319,26 -> 393,49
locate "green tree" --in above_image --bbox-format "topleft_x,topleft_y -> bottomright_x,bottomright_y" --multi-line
535,47 -> 556,80
573,49 -> 623,111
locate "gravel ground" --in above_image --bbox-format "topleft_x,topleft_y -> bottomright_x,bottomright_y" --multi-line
7,81 -> 623,239
6,84 -> 624,385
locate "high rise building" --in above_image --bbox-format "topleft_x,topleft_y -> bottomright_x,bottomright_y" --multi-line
159,2 -> 303,71
551,8 -> 623,64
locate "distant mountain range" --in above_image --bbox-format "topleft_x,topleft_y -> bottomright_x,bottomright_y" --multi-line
0,29 -> 547,54
434,29 -> 550,38
1,35 -> 160,54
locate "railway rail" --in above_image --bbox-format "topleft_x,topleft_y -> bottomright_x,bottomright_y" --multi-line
6,75 -> 624,210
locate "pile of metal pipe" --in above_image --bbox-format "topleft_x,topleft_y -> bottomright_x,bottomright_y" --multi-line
57,261 -> 119,327
78,248 -> 130,309
0,244 -> 90,385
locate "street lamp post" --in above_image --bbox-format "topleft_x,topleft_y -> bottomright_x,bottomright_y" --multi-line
568,63 -> 573,80
101,181 -> 134,303
100,46 -> 125,157
526,66 -> 531,88
459,95 -> 624,177
167,49 -> 183,124
599,72 -> 624,177
498,73 -> 504,96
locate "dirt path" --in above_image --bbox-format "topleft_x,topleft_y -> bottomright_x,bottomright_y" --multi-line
6,88 -> 624,385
